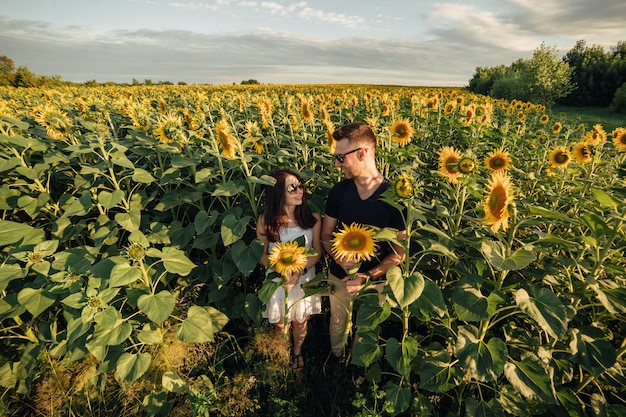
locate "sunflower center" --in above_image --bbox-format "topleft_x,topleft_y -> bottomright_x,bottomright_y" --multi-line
554,152 -> 569,164
280,252 -> 295,265
344,234 -> 366,250
491,157 -> 505,168
489,186 -> 507,213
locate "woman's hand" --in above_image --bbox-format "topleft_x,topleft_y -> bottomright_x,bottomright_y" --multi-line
284,271 -> 301,290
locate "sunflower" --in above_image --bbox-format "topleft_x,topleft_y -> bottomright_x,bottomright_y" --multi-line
438,146 -> 463,183
33,105 -> 72,140
444,101 -> 456,115
244,120 -> 264,154
154,113 -> 186,145
583,124 -> 606,146
215,118 -> 237,159
395,173 -> 414,198
299,96 -> 314,123
572,142 -> 593,163
461,105 -> 475,126
331,223 -> 377,263
612,127 -> 626,151
324,120 -> 336,154
551,122 -> 562,134
268,241 -> 308,277
483,172 -> 513,233
458,156 -> 477,174
389,118 -> 414,147
127,103 -> 151,130
548,147 -> 571,168
485,150 -> 511,172
539,114 -> 549,124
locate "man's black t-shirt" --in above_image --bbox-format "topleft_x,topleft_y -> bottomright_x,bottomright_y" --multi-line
325,178 -> 405,278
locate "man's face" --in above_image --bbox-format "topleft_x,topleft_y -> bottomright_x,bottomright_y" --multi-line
333,140 -> 363,178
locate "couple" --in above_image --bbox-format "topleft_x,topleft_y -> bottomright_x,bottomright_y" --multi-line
256,122 -> 406,371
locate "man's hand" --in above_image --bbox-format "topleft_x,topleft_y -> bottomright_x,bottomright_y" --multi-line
341,273 -> 368,296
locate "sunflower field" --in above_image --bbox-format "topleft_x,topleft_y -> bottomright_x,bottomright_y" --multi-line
0,83 -> 625,417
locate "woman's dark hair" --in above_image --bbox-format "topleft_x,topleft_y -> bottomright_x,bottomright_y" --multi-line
262,169 -> 316,242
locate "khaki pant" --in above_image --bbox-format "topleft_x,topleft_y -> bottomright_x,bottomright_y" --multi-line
328,273 -> 385,357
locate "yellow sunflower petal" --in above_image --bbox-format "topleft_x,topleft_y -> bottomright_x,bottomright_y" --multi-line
268,241 -> 308,276
483,172 -> 513,233
438,146 -> 463,183
331,222 -> 377,263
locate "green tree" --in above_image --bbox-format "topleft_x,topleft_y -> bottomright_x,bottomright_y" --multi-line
525,42 -> 574,106
468,43 -> 574,106
0,55 -> 16,86
561,40 -> 626,107
13,66 -> 38,87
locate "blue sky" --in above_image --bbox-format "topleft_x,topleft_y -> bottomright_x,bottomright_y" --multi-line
1,0 -> 625,86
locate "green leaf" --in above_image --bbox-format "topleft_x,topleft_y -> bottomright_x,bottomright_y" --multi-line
528,206 -> 573,223
114,352 -> 151,383
194,210 -> 218,235
162,370 -> 189,393
452,276 -> 489,322
132,168 -> 155,184
384,381 -> 411,416
464,396 -> 505,417
137,325 -> 162,345
109,261 -> 142,287
579,212 -> 611,238
355,295 -> 391,328
62,194 -> 93,218
0,220 -> 44,246
220,214 -> 251,246
456,325 -> 507,382
409,279 -> 447,320
258,275 -> 283,304
387,266 -> 424,309
17,287 -> 56,318
556,389 -> 586,417
211,180 -> 245,197
570,326 -> 617,377
246,174 -> 277,186
591,188 -> 620,210
142,391 -> 171,416
419,349 -> 463,393
503,356 -> 556,404
0,264 -> 25,292
98,190 -> 125,210
115,207 -> 141,232
111,151 -> 134,169
481,240 -> 535,271
230,239 -> 264,275
515,286 -> 568,339
386,336 -> 418,379
138,291 -> 176,325
175,305 -> 227,343
161,247 -> 195,276
351,329 -> 382,367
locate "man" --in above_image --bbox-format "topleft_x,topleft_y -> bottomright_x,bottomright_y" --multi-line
321,122 -> 406,360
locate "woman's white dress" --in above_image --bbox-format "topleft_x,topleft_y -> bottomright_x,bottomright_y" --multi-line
263,225 -> 322,324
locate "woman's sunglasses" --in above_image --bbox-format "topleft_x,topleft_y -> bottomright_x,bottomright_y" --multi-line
286,183 -> 305,193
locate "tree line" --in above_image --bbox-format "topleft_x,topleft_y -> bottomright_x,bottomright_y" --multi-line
468,40 -> 626,111
3,40 -> 626,112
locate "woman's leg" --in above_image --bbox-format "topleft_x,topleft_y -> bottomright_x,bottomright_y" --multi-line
292,317 -> 308,356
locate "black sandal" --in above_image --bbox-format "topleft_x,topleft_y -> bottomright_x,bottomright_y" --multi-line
292,354 -> 305,371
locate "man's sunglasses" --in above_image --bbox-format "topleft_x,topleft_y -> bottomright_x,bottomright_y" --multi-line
333,147 -> 362,164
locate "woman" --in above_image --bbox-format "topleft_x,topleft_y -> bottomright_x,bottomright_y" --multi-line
256,169 -> 322,370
